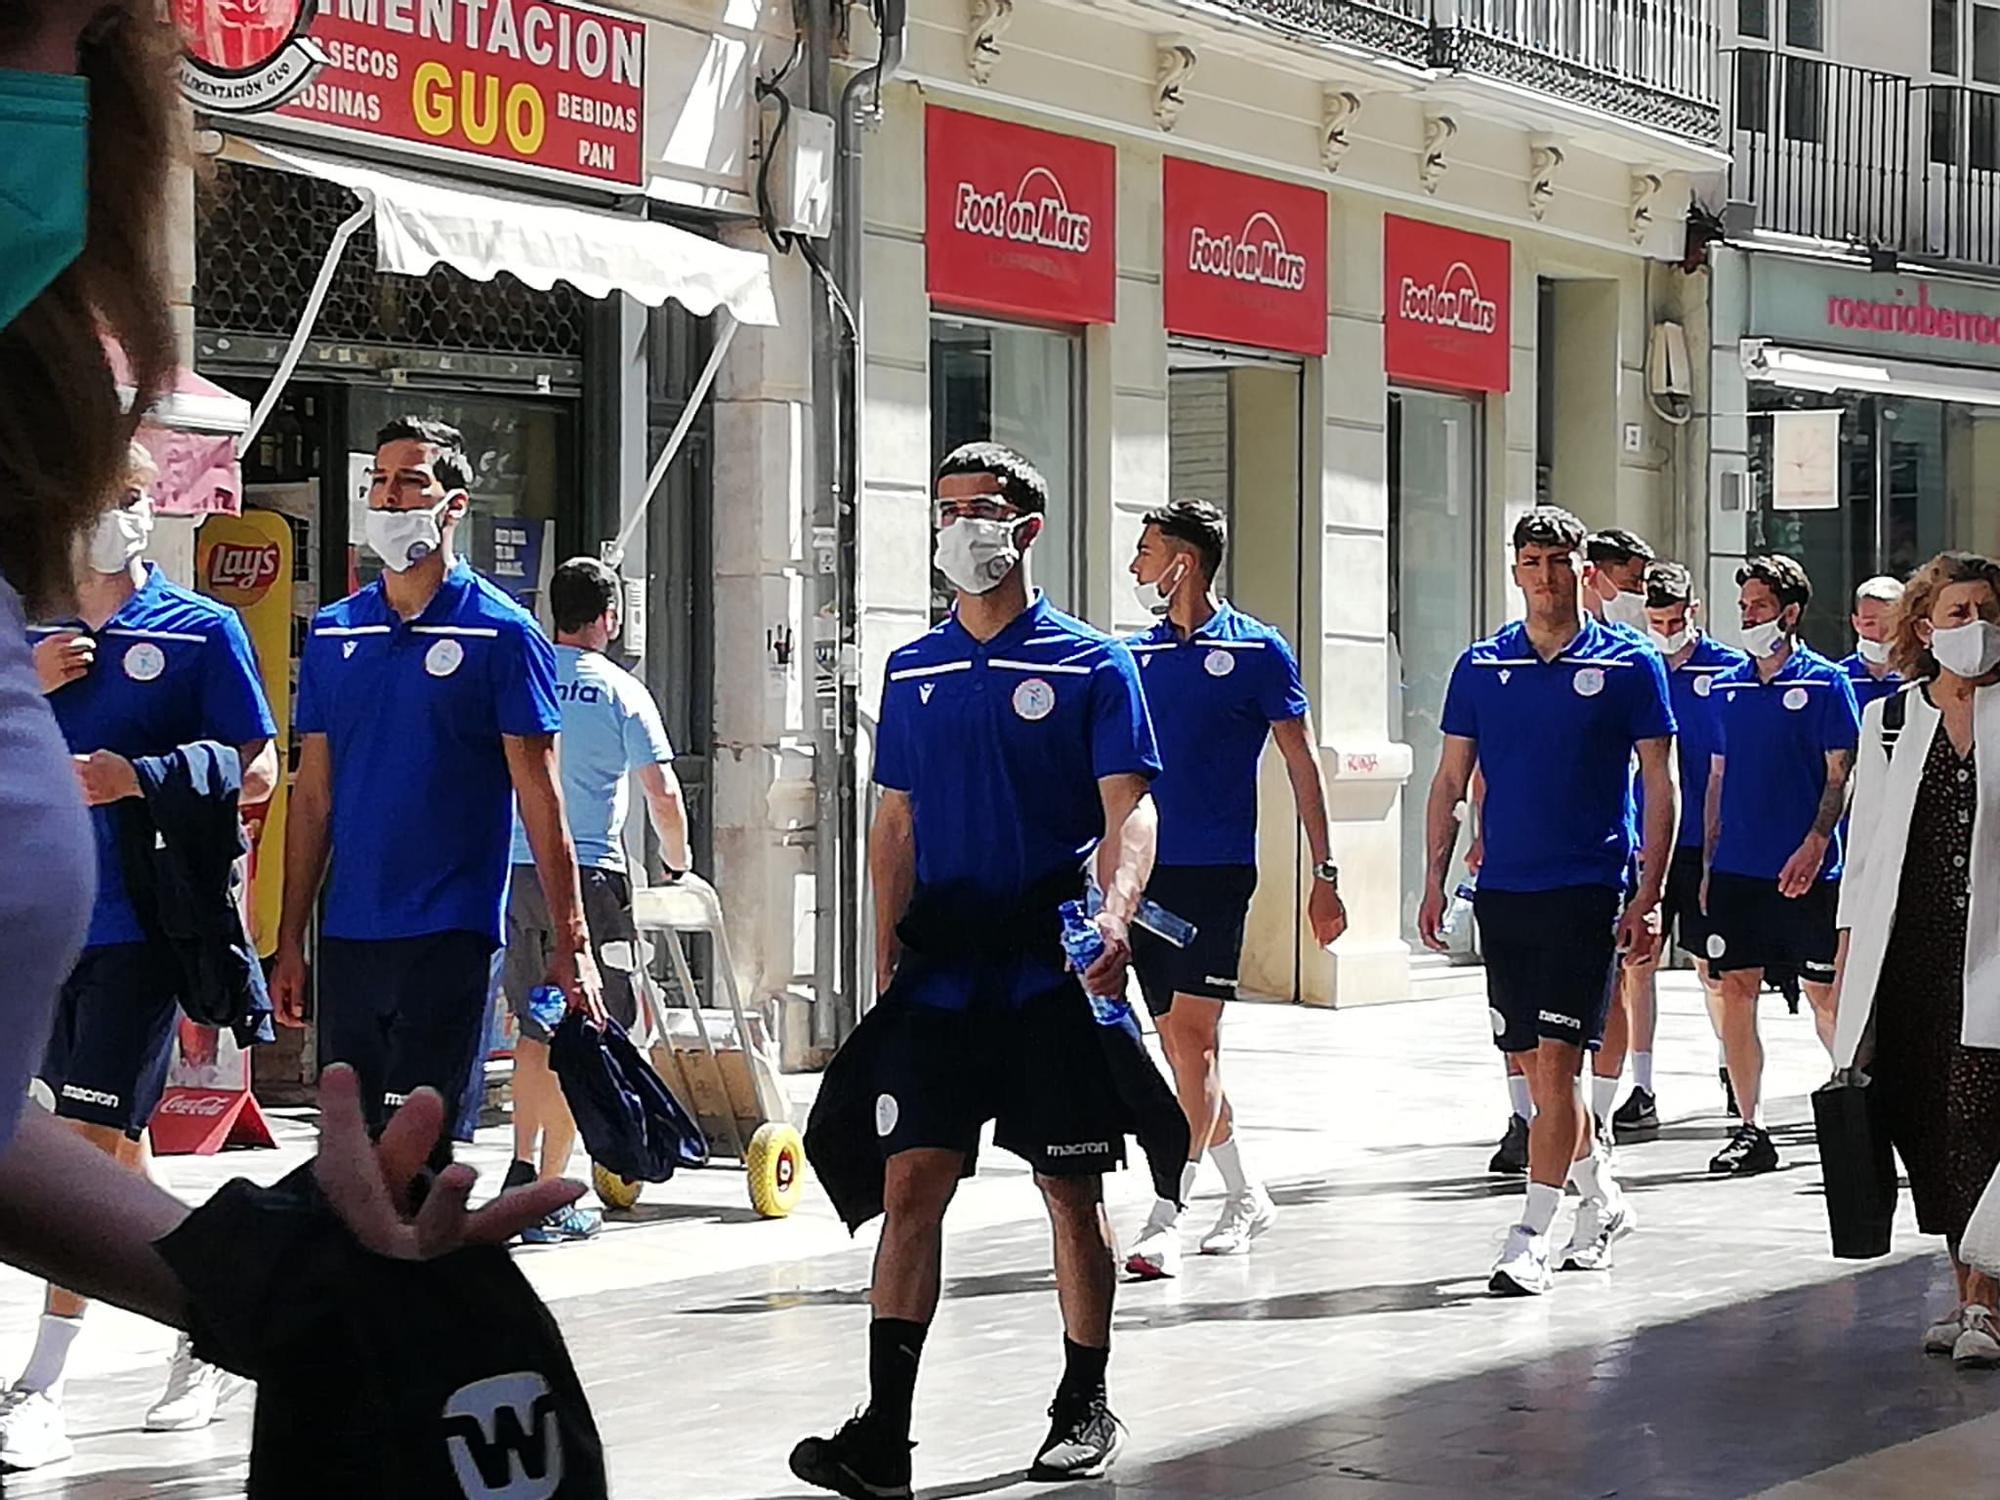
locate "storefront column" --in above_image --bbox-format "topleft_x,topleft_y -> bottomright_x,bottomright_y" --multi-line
1098,142 -> 1169,629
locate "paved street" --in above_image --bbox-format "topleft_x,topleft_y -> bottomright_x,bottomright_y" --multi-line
5,974 -> 1996,1499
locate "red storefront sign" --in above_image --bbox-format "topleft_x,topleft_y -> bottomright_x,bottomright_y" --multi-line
1163,159 -> 1326,357
177,0 -> 646,189
925,107 -> 1116,326
1383,215 -> 1511,393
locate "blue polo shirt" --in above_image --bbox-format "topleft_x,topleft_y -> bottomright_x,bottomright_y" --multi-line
295,562 -> 560,945
1666,635 -> 1749,850
1126,603 -> 1309,867
31,566 -> 275,949
1441,617 -> 1675,894
873,593 -> 1158,1008
1712,644 -> 1861,883
1839,652 -> 1903,715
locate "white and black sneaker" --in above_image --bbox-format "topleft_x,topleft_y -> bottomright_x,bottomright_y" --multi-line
1030,1390 -> 1125,1481
789,1412 -> 914,1499
1559,1197 -> 1637,1272
1488,1224 -> 1552,1297
1612,1087 -> 1660,1141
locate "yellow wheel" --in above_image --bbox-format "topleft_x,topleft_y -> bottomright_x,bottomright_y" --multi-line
745,1122 -> 805,1218
592,1161 -> 642,1212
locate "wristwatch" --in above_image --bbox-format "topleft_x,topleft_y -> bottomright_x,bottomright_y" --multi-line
1313,860 -> 1340,886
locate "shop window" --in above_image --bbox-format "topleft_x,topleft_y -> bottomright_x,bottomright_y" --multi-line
928,317 -> 1080,621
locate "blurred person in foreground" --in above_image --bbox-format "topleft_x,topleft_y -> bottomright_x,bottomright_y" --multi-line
1833,551 -> 2000,1370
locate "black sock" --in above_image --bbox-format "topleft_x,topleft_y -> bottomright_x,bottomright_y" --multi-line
867,1318 -> 928,1438
1057,1337 -> 1109,1405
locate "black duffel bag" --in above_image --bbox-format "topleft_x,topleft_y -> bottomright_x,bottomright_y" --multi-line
1813,1069 -> 1898,1259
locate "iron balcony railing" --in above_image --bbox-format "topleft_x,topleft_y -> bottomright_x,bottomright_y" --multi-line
1220,0 -> 1432,67
1918,84 -> 2000,267
1434,0 -> 1721,142
1724,50 -> 1913,250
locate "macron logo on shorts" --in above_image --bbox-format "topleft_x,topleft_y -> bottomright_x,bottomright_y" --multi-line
60,1084 -> 121,1109
1536,1010 -> 1582,1032
1046,1141 -> 1110,1158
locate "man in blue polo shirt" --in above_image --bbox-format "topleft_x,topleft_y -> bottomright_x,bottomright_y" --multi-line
1418,506 -> 1675,1296
791,443 -> 1165,1499
1841,575 -> 1906,715
1118,499 -> 1345,1281
1611,562 -> 1748,1139
1704,555 -> 1860,1176
5,443 -> 277,1467
271,416 -> 602,1149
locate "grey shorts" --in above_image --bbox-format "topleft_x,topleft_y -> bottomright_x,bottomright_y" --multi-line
503,865 -> 641,1041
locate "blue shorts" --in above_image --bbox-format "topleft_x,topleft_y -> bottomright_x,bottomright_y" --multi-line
40,943 -> 182,1139
317,930 -> 496,1133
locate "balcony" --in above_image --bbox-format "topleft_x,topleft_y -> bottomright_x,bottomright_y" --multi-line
1221,0 -> 1432,67
1918,84 -> 2000,266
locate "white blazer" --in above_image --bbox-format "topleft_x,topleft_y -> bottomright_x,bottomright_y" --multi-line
1833,681 -> 2000,1069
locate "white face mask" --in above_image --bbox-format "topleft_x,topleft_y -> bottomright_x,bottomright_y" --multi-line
84,499 -> 153,575
1742,619 -> 1789,659
1856,636 -> 1893,666
1649,626 -> 1692,655
934,516 -> 1025,596
1930,619 -> 2000,679
1603,589 -> 1649,631
1132,559 -> 1187,619
365,497 -> 452,573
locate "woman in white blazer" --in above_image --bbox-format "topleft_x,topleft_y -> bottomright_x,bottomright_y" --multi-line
1833,551 -> 2000,1370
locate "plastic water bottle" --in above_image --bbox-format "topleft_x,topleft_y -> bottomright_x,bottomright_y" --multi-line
1058,899 -> 1134,1026
1134,897 -> 1197,950
527,984 -> 567,1034
1443,875 -> 1477,945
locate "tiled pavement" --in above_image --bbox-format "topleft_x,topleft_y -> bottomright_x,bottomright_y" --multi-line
5,975 -> 1997,1498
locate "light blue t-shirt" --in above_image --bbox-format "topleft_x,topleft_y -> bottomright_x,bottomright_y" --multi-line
509,645 -> 673,871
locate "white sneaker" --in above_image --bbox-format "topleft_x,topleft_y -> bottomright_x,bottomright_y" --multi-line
1955,1306 -> 2000,1369
1926,1308 -> 1966,1356
1124,1221 -> 1182,1280
1559,1196 -> 1637,1272
1199,1187 -> 1277,1256
146,1334 -> 247,1432
1489,1225 -> 1552,1297
0,1387 -> 72,1470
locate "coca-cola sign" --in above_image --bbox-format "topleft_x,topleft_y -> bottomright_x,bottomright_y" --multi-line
1164,159 -> 1326,355
926,107 -> 1116,325
1383,214 -> 1511,392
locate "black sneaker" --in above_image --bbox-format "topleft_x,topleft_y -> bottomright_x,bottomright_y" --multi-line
1030,1390 -> 1125,1481
789,1413 -> 914,1500
1612,1087 -> 1660,1141
1720,1068 -> 1740,1119
1709,1123 -> 1778,1176
502,1158 -> 536,1194
1489,1115 -> 1530,1175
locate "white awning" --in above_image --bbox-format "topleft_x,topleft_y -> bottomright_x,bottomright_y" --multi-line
1741,339 -> 2000,410
222,138 -> 777,328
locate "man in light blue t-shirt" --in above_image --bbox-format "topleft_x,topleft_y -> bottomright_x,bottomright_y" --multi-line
500,557 -> 692,1242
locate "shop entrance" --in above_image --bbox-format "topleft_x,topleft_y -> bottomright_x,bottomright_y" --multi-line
1166,343 -> 1307,1001
1388,388 -> 1484,946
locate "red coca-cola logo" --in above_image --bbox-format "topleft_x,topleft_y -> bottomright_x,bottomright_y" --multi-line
158,1093 -> 232,1117
205,541 -> 282,604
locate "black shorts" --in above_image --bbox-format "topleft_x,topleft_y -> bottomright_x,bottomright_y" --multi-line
1131,863 -> 1257,1018
1664,845 -> 1716,958
40,943 -> 182,1138
502,865 -> 640,1042
871,976 -> 1129,1178
1474,885 -> 1621,1054
317,930 -> 496,1131
1704,872 -> 1839,984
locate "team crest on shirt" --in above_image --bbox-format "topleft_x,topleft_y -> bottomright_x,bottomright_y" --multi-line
342,641 -> 357,659
123,642 -> 165,682
1694,674 -> 1714,698
1012,678 -> 1056,721
1573,667 -> 1605,698
1204,648 -> 1235,678
424,638 -> 465,678
1784,686 -> 1808,711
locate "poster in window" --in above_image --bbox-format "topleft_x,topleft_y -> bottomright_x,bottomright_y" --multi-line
1770,409 -> 1841,510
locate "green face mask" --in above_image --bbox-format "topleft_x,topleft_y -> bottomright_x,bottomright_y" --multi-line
0,68 -> 87,335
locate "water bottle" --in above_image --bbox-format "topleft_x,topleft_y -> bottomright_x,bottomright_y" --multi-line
1058,899 -> 1133,1026
527,984 -> 568,1035
1443,874 -> 1477,945
1134,897 -> 1197,950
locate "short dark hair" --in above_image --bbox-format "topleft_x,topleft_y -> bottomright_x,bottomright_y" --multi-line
1737,553 -> 1813,613
934,441 -> 1048,515
375,416 -> 474,495
1586,528 -> 1656,566
551,557 -> 620,634
1141,498 -> 1227,580
1511,506 -> 1587,555
1644,560 -> 1694,609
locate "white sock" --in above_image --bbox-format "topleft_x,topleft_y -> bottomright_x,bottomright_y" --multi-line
1507,1075 -> 1534,1122
1210,1137 -> 1252,1196
1178,1159 -> 1199,1203
1568,1152 -> 1621,1208
17,1314 -> 81,1397
1522,1182 -> 1563,1236
1633,1052 -> 1654,1093
1590,1073 -> 1619,1122
1718,1040 -> 1729,1068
